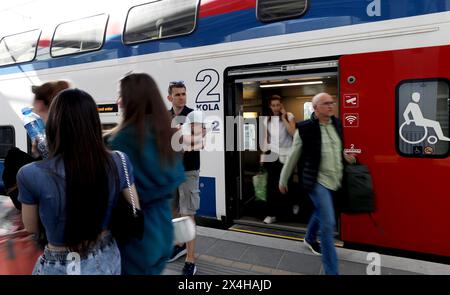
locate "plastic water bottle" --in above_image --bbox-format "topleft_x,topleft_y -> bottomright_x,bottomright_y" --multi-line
21,107 -> 49,159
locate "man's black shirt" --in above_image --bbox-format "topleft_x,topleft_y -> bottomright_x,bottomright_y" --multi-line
169,106 -> 200,171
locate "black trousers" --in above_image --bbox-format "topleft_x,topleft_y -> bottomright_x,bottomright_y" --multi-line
264,159 -> 297,218
264,160 -> 284,217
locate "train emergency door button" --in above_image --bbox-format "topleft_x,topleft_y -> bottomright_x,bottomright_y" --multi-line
424,146 -> 433,155
344,113 -> 359,127
343,93 -> 359,108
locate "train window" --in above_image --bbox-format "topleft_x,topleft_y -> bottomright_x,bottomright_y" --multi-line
397,79 -> 450,157
0,30 -> 41,66
51,14 -> 108,57
257,0 -> 308,22
0,126 -> 15,159
123,0 -> 199,44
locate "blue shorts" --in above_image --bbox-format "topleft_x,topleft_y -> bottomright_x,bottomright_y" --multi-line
32,233 -> 121,275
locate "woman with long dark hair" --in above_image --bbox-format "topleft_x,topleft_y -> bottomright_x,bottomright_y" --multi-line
18,88 -> 140,275
108,73 -> 184,274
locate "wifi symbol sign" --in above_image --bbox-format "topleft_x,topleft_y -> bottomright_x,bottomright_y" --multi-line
346,115 -> 357,124
344,113 -> 359,127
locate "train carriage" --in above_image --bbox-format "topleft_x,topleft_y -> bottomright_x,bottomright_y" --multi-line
0,0 -> 449,258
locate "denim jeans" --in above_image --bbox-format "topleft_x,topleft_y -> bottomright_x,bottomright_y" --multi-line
32,233 -> 121,275
305,183 -> 338,275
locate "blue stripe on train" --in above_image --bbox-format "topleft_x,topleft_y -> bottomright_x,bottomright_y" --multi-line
0,0 -> 449,75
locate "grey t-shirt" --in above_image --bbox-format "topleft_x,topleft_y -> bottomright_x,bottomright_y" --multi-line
17,152 -> 134,246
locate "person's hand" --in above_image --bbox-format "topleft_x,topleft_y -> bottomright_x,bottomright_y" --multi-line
280,106 -> 287,119
202,125 -> 207,138
31,140 -> 40,158
279,184 -> 288,194
344,152 -> 356,164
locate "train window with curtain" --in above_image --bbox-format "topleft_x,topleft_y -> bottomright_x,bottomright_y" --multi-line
396,79 -> 450,157
123,0 -> 200,44
51,14 -> 108,57
0,126 -> 15,159
0,30 -> 41,66
257,0 -> 309,22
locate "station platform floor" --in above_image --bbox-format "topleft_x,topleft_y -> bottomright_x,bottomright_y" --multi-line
163,226 -> 450,275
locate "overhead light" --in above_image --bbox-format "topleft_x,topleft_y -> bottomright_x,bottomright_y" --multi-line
243,112 -> 258,119
260,81 -> 323,88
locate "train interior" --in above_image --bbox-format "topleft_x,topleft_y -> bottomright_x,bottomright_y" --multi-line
227,62 -> 340,239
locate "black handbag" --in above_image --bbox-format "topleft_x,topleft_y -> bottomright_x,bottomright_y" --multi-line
110,151 -> 144,244
341,163 -> 375,214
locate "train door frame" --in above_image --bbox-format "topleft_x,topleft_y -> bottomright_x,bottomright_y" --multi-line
224,57 -> 340,231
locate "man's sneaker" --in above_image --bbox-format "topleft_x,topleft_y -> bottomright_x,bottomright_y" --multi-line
167,244 -> 187,262
182,262 -> 197,276
304,239 -> 322,256
263,216 -> 277,224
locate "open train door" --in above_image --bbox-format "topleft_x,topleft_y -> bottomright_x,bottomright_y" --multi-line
339,45 -> 450,257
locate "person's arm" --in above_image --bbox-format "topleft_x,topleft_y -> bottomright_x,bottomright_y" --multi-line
22,204 -> 39,233
112,149 -> 141,210
17,166 -> 40,233
279,132 -> 302,193
282,112 -> 296,136
122,184 -> 141,210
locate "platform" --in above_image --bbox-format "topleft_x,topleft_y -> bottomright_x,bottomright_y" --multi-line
163,226 -> 450,275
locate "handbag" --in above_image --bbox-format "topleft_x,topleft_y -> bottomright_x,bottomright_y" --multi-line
252,168 -> 268,202
341,163 -> 375,214
110,151 -> 144,244
172,216 -> 196,245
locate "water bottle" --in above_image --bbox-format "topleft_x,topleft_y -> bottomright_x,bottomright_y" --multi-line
21,107 -> 49,159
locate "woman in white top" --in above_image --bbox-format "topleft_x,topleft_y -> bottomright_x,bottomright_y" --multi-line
261,95 -> 296,224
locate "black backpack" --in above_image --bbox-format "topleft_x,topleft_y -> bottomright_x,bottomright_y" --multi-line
2,147 -> 35,210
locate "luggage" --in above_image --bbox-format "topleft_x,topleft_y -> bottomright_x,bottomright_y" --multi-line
0,196 -> 42,275
0,230 -> 42,275
341,163 -> 375,214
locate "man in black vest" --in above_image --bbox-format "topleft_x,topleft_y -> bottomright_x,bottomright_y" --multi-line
279,93 -> 355,275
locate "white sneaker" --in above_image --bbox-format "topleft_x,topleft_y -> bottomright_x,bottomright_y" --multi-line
263,216 -> 276,224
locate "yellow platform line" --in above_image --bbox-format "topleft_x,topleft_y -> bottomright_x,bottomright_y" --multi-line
229,228 -> 344,247
230,228 -> 305,241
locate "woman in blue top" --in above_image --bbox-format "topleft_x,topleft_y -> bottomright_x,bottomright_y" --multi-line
108,73 -> 184,275
17,88 -> 140,275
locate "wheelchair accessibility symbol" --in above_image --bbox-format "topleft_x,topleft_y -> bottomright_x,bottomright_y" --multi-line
399,92 -> 450,145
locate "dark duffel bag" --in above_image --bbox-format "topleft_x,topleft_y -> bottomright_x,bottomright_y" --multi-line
341,164 -> 375,214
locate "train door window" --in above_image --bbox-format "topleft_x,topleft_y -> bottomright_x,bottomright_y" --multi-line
123,0 -> 200,44
51,14 -> 108,57
303,102 -> 313,120
0,29 -> 41,66
0,126 -> 15,159
397,79 -> 450,157
257,0 -> 308,22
